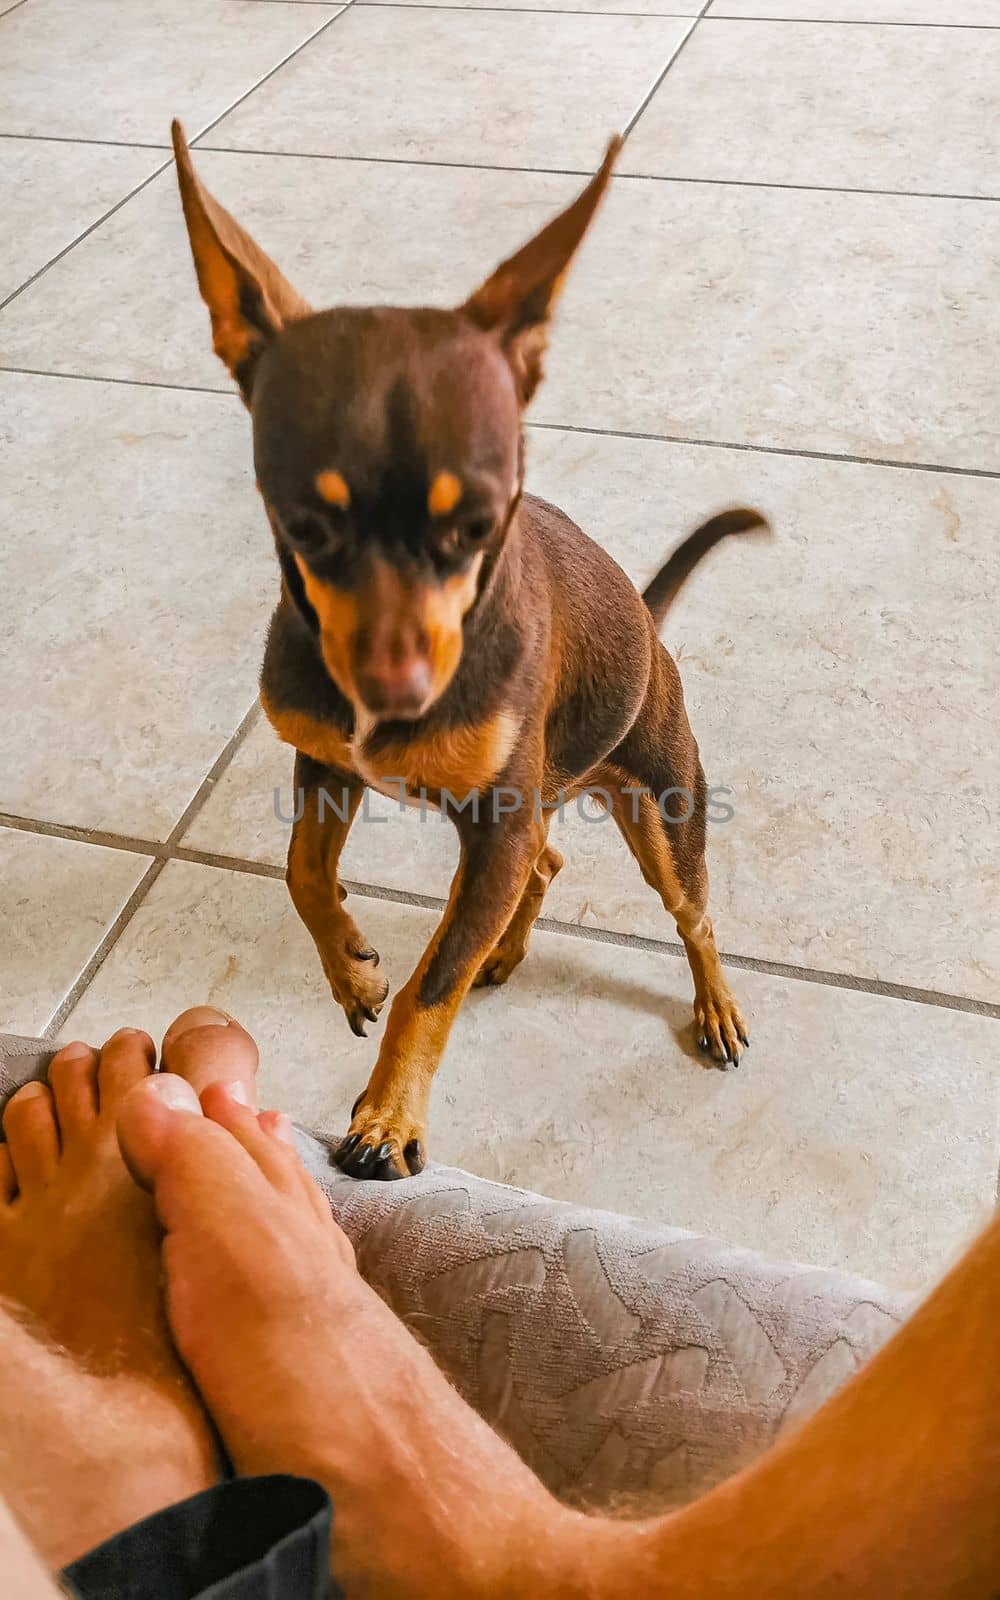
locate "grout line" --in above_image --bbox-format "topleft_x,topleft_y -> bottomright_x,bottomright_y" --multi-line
244,0 -> 1000,21
354,0 -> 699,9
0,132 -> 169,150
705,13 -> 1000,29
0,705 -> 265,860
164,700 -> 265,846
612,172 -> 1000,206
261,0 -> 702,8
32,701 -> 264,1038
0,2 -> 356,317
171,845 -> 285,879
42,859 -> 168,1039
0,157 -> 174,314
195,143 -> 607,175
3,365 -> 994,482
150,0 -> 1000,17
533,917 -> 1000,1022
0,813 -> 160,858
3,808 -> 997,1024
3,131 -> 998,219
623,2 -> 709,139
148,139 -> 1000,207
528,419 -> 1000,481
0,365 -> 233,397
0,0 -> 31,16
190,0 -> 359,147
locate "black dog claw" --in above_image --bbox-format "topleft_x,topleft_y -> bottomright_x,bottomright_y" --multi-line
335,1132 -> 361,1163
404,1138 -> 425,1176
371,1141 -> 404,1181
350,1143 -> 376,1174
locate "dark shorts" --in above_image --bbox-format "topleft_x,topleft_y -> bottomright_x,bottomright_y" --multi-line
62,1475 -> 340,1600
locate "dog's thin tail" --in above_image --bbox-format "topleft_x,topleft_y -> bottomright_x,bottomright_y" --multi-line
642,508 -> 770,632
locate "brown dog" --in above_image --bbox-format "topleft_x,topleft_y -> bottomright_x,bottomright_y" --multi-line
172,123 -> 766,1181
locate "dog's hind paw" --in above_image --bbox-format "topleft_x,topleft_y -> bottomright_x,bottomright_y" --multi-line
473,948 -> 524,988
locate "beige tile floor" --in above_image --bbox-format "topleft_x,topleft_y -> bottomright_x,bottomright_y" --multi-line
0,0 -> 997,1290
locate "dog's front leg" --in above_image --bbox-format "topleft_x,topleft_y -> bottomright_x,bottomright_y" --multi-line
286,753 -> 389,1038
334,806 -> 543,1180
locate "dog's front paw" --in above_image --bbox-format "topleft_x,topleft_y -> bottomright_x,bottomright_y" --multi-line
323,944 -> 389,1038
333,1094 -> 425,1181
695,986 -> 749,1069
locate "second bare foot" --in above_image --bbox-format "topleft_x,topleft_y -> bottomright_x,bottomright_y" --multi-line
117,1052 -> 582,1598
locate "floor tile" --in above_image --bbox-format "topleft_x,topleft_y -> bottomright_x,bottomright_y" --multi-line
0,0 -> 339,143
0,371 -> 275,836
4,153 -> 998,470
536,179 -> 1000,468
0,828 -> 150,1035
710,3 -> 1000,20
361,0 -> 700,10
208,7 -> 691,169
626,20 -> 1000,197
0,137 -> 162,303
62,858 -> 999,1289
185,428 -> 1000,1005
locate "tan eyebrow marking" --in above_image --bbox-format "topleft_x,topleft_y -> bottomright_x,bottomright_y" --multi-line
428,470 -> 463,518
315,470 -> 350,508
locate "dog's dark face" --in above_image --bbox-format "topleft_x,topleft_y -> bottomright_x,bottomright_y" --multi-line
172,122 -> 619,720
252,308 -> 521,716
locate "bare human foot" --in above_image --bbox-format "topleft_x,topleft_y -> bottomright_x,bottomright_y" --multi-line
0,1025 -> 223,1568
117,1058 -> 589,1600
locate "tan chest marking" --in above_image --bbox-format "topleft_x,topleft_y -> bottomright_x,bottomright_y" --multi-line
261,689 -> 356,773
358,710 -> 521,798
262,691 -> 520,800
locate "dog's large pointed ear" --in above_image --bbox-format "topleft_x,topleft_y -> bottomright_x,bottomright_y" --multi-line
462,136 -> 621,406
171,120 -> 312,401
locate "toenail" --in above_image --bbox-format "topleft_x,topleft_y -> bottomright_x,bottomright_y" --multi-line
56,1041 -> 92,1060
221,1080 -> 250,1107
264,1111 -> 296,1147
166,1007 -> 233,1042
148,1075 -> 202,1114
109,1027 -> 140,1040
11,1082 -> 48,1102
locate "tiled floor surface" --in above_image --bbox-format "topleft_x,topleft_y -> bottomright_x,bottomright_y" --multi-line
1,0 -> 997,1289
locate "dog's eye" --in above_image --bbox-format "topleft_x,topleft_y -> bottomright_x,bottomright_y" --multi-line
283,510 -> 334,554
434,516 -> 493,565
437,526 -> 463,559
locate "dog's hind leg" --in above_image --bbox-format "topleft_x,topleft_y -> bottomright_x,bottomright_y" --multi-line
473,838 -> 564,988
611,786 -> 747,1066
608,651 -> 748,1066
286,753 -> 389,1039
